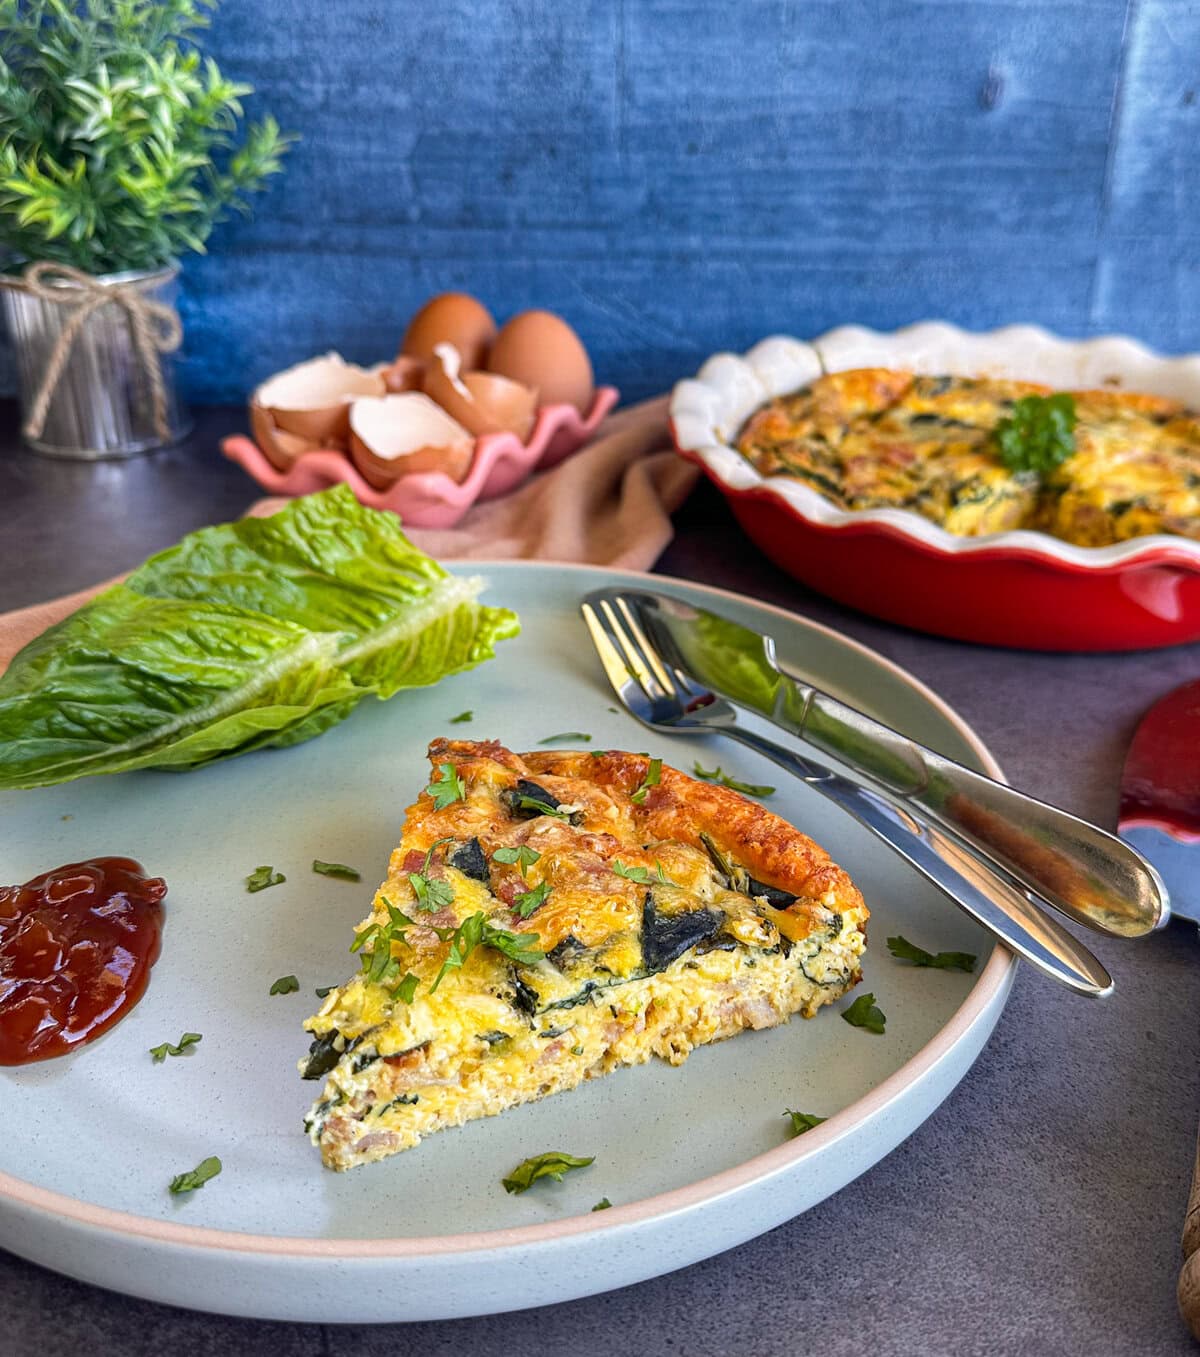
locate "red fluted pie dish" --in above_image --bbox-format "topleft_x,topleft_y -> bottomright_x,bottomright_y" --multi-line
669,323 -> 1200,651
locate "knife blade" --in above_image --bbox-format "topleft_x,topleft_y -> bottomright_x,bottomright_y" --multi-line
1119,678 -> 1200,923
612,587 -> 1167,938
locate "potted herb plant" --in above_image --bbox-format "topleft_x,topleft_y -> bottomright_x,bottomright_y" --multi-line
0,0 -> 291,458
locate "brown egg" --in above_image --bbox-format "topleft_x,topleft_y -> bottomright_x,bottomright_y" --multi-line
380,355 -> 426,393
423,344 -> 538,441
486,309 -> 594,414
400,293 -> 497,370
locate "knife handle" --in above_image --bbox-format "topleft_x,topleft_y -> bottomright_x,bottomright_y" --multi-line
1180,1130 -> 1200,1338
795,686 -> 1167,940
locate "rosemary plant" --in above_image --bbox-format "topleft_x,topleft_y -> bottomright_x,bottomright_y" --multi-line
0,0 -> 292,274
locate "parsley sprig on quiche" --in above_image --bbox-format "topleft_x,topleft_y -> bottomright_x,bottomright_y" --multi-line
299,738 -> 869,1170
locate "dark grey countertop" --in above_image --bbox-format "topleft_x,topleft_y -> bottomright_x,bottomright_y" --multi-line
3,404 -> 1199,1356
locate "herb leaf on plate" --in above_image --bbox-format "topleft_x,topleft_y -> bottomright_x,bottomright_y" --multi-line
270,974 -> 300,995
841,992 -> 886,1034
246,866 -> 285,893
312,860 -> 361,882
0,486 -> 519,790
169,1155 -> 222,1195
502,1150 -> 594,1194
784,1110 -> 827,1136
887,934 -> 977,973
149,1033 -> 202,1062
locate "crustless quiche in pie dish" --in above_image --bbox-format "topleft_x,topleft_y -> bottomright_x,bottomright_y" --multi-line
300,738 -> 868,1170
670,323 -> 1200,650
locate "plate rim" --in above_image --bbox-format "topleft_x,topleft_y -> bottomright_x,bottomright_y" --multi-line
0,559 -> 1015,1259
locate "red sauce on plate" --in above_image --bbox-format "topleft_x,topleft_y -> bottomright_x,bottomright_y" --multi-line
0,857 -> 167,1065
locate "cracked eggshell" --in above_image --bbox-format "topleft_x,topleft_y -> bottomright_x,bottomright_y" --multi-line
348,393 -> 476,489
381,355 -> 427,392
253,352 -> 386,449
249,403 -> 324,471
400,293 -> 497,370
486,309 -> 595,415
422,343 -> 538,441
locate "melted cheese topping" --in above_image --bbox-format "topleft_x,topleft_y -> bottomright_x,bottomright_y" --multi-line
736,369 -> 1200,546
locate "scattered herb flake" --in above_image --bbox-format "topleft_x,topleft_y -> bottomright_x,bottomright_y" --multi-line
168,1155 -> 222,1195
514,880 -> 551,918
429,913 -> 545,992
425,762 -> 466,811
312,860 -> 361,882
630,757 -> 662,805
784,1110 -> 827,1137
607,706 -> 618,714
538,731 -> 593,745
410,872 -> 455,912
449,711 -> 474,724
887,934 -> 977,973
502,1151 -> 594,1195
588,749 -> 609,758
692,761 -> 776,798
149,1032 -> 202,1062
246,865 -> 285,893
493,845 -> 542,872
392,971 -> 420,1004
592,1197 -> 612,1211
994,393 -> 1076,475
841,991 -> 886,1034
511,793 -> 569,820
270,974 -> 300,995
315,985 -> 336,999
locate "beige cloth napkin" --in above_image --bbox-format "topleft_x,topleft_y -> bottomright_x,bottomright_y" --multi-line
0,395 -> 696,672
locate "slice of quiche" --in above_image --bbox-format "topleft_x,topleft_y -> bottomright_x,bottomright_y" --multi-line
299,738 -> 868,1170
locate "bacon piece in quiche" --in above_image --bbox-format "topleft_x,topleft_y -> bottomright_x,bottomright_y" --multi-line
298,739 -> 868,1171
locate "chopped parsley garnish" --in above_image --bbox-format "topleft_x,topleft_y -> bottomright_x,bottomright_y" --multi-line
168,1155 -> 221,1195
502,1150 -> 594,1195
784,1110 -> 827,1137
841,991 -> 886,1034
887,934 -> 977,973
393,971 -> 420,1004
312,860 -> 361,882
351,899 -> 415,990
429,912 -> 544,993
994,393 -> 1076,475
315,985 -> 336,999
245,865 -> 285,892
514,880 -> 551,918
592,1197 -> 612,1211
409,837 -> 456,911
588,749 -> 609,758
449,710 -> 474,724
149,1032 -> 202,1062
630,757 -> 662,805
425,762 -> 466,811
270,974 -> 300,995
538,731 -> 593,745
511,794 -> 570,820
692,762 -> 776,798
612,859 -> 673,886
493,845 -> 542,872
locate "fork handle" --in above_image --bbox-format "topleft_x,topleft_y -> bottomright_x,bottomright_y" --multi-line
722,725 -> 1113,997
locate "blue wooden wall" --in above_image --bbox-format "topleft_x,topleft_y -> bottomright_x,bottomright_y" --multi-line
6,0 -> 1200,405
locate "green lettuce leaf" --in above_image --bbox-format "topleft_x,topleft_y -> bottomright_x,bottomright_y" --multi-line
0,488 -> 519,790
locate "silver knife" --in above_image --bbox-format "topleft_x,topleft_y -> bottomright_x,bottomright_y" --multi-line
613,588 -> 1167,940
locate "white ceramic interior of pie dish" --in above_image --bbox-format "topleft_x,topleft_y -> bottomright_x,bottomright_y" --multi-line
670,322 -> 1200,569
0,563 -> 1014,1322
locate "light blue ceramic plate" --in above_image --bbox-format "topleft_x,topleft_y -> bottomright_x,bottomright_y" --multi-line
0,563 -> 1015,1322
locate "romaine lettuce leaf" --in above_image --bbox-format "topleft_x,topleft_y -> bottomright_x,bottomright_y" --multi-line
0,487 -> 519,790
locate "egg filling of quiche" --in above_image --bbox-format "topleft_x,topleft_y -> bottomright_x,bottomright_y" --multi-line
735,368 -> 1200,546
300,739 -> 868,1171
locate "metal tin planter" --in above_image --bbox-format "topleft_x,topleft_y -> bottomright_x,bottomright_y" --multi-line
2,262 -> 190,460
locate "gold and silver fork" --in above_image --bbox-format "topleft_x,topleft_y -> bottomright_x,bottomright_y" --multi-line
581,590 -> 1114,997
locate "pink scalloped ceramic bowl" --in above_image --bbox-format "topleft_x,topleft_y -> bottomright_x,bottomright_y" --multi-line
670,324 -> 1200,651
223,386 -> 619,529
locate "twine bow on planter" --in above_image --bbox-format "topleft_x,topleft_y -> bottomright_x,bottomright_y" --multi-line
0,261 -> 184,443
